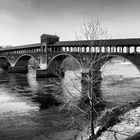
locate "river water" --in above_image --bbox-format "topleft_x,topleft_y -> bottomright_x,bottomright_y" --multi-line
0,59 -> 140,140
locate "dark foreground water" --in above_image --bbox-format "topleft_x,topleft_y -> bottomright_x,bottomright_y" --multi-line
0,60 -> 140,140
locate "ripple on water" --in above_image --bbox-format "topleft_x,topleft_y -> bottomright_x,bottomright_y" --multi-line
0,92 -> 38,117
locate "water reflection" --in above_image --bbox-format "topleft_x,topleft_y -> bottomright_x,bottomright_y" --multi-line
0,60 -> 140,139
62,70 -> 82,103
0,100 -> 38,115
0,93 -> 12,103
0,71 -> 39,116
27,70 -> 39,92
0,91 -> 38,116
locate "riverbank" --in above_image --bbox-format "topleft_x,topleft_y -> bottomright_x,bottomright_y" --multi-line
30,99 -> 140,140
78,100 -> 140,140
97,106 -> 140,140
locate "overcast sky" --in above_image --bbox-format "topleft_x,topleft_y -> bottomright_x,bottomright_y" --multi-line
0,0 -> 140,46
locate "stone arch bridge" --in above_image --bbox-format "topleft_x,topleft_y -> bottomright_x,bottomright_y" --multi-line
0,34 -> 140,76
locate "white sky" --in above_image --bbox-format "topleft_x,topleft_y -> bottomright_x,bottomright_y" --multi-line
0,0 -> 140,46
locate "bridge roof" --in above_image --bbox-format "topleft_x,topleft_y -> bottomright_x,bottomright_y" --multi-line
49,38 -> 140,47
0,43 -> 41,51
1,38 -> 140,51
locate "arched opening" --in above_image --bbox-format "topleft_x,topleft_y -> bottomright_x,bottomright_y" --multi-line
100,55 -> 140,106
0,56 -> 11,70
101,55 -> 140,76
47,53 -> 81,76
47,54 -> 82,103
14,54 -> 40,69
61,56 -> 81,71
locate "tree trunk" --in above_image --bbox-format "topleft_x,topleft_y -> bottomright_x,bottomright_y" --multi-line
91,94 -> 95,140
89,70 -> 95,140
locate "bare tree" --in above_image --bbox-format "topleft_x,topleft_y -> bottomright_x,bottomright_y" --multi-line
63,18 -> 139,140
52,18 -> 111,140
50,18 -> 139,140
75,18 -> 110,140
76,18 -> 110,40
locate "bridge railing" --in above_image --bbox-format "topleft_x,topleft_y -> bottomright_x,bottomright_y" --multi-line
47,45 -> 140,54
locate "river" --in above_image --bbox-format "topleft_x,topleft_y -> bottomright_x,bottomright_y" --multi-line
0,59 -> 140,140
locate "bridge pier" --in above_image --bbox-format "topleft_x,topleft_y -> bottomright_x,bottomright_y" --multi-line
8,66 -> 28,73
36,34 -> 61,78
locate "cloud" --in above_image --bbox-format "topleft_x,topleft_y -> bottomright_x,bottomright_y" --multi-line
0,0 -> 100,20
0,0 -> 140,45
1,0 -> 139,22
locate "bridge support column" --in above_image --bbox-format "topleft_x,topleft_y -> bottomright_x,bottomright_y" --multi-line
39,34 -> 59,70
40,35 -> 48,70
37,34 -> 59,78
134,46 -> 137,53
40,54 -> 47,69
127,47 -> 130,53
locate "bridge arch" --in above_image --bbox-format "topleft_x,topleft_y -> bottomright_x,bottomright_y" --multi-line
0,56 -> 12,65
0,56 -> 12,69
13,54 -> 40,68
90,54 -> 140,73
47,53 -> 81,73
